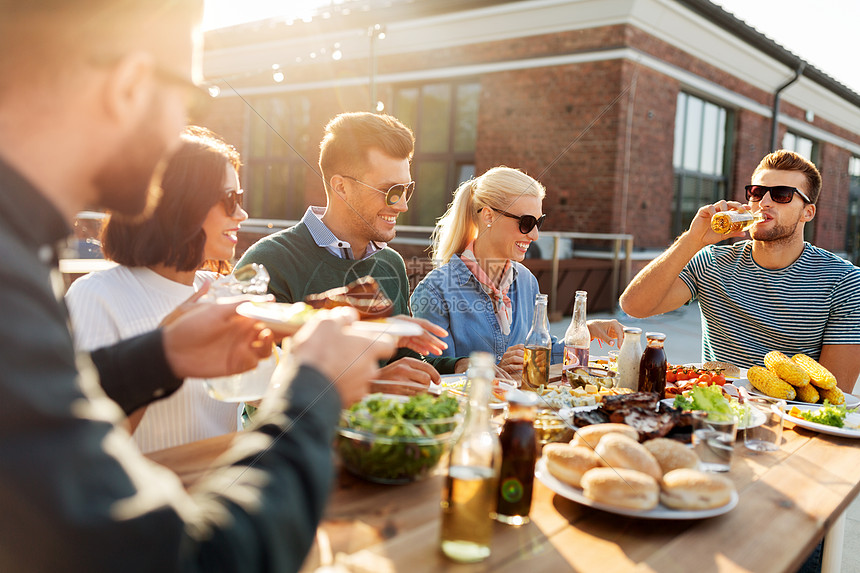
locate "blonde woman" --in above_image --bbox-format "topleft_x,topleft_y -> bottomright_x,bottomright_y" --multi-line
410,167 -> 622,377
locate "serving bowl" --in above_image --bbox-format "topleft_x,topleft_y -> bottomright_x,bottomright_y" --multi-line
565,366 -> 618,390
336,381 -> 463,484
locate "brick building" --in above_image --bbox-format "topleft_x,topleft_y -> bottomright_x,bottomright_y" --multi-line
200,0 -> 860,263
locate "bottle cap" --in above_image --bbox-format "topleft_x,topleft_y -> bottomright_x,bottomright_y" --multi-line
645,332 -> 666,341
623,327 -> 642,334
575,290 -> 587,297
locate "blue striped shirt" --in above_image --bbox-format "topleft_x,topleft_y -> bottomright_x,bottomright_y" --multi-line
679,241 -> 860,369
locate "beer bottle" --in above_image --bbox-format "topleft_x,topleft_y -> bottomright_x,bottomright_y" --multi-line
440,352 -> 501,563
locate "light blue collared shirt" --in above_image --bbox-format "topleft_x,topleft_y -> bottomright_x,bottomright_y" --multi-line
302,206 -> 385,260
410,255 -> 564,364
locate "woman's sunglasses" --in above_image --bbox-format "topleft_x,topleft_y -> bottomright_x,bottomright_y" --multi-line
483,207 -> 547,234
745,185 -> 811,204
222,189 -> 244,215
343,175 -> 415,206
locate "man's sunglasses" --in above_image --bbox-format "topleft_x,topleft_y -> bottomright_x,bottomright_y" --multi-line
483,207 -> 547,234
222,189 -> 244,215
342,175 -> 415,206
745,185 -> 812,204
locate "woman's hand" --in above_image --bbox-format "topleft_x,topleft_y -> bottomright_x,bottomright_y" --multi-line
587,319 -> 624,348
497,344 -> 525,378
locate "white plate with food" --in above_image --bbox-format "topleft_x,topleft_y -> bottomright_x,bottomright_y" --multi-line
677,362 -> 747,380
431,374 -> 514,409
659,398 -> 766,431
779,404 -> 860,438
732,379 -> 860,409
236,301 -> 423,337
535,457 -> 738,520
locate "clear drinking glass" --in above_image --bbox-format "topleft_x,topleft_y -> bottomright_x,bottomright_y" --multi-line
691,411 -> 738,472
743,398 -> 785,452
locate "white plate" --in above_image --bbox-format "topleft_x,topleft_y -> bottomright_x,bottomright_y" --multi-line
237,301 -> 423,337
659,398 -> 766,431
733,379 -> 860,409
779,405 -> 860,438
348,319 -> 423,337
236,301 -> 314,334
535,457 -> 738,520
430,375 -> 514,409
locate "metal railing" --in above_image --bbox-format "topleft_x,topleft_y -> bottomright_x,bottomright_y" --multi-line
242,219 -> 634,315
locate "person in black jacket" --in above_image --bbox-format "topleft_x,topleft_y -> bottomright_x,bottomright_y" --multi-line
0,2 -> 395,571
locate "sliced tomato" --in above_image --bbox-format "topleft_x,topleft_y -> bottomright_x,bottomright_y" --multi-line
697,373 -> 712,385
711,373 -> 726,386
666,371 -> 677,383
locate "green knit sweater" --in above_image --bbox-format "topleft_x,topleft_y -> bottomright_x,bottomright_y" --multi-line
237,223 -> 460,373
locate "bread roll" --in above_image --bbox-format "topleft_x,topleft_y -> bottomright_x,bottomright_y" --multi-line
702,361 -> 741,378
571,423 -> 638,449
544,443 -> 601,488
643,438 -> 699,476
580,467 -> 659,511
660,469 -> 734,510
594,433 -> 662,481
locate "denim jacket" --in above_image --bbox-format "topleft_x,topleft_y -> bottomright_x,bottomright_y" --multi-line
410,255 -> 563,364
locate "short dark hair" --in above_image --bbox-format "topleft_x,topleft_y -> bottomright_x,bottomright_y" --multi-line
101,126 -> 241,272
318,112 -> 414,190
752,149 -> 822,204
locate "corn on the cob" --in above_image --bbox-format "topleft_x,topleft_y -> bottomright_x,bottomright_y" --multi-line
793,382 -> 820,404
790,354 -> 837,390
764,351 -> 810,387
819,386 -> 846,406
748,365 -> 797,400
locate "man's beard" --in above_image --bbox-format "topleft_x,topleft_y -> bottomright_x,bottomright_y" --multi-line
91,96 -> 171,220
750,216 -> 802,243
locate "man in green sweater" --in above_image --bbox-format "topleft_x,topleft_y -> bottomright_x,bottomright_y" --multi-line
238,112 -> 471,384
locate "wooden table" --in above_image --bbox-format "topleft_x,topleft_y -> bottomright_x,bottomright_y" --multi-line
145,410 -> 860,572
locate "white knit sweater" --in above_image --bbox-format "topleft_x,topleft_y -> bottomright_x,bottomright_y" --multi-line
65,266 -> 240,453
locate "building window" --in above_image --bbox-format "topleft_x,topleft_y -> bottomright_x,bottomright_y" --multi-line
782,132 -> 816,162
671,92 -> 731,238
394,81 -> 479,226
782,131 -> 818,243
244,96 -> 312,220
848,156 -> 860,263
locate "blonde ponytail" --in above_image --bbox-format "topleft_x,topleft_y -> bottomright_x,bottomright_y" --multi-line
431,178 -> 477,265
431,166 -> 546,266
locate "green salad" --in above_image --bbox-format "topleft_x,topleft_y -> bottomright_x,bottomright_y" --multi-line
673,385 -> 748,423
790,401 -> 858,428
337,393 -> 460,483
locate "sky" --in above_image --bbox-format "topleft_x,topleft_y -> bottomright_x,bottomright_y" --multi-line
203,0 -> 860,94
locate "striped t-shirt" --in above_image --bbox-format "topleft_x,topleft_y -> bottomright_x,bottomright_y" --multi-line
679,241 -> 860,369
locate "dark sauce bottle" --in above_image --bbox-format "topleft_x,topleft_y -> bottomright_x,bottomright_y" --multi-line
495,392 -> 539,525
638,332 -> 667,398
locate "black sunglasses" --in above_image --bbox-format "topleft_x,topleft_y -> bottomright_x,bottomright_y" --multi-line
343,175 -> 415,206
222,189 -> 244,215
482,207 -> 546,234
745,185 -> 812,204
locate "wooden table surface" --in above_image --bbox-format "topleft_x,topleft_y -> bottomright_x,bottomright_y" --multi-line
146,396 -> 860,573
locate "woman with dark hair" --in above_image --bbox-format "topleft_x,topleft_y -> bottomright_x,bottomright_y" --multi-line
66,126 -> 249,453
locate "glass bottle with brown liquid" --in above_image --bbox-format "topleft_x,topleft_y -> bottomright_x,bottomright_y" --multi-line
522,294 -> 551,390
495,391 -> 539,525
637,332 -> 667,398
711,211 -> 765,234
